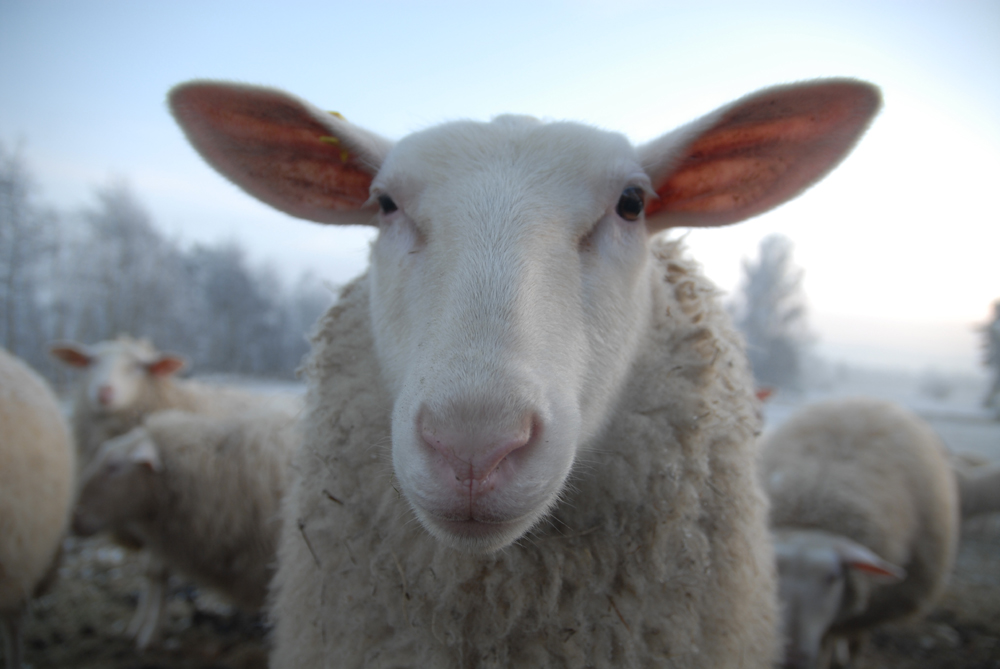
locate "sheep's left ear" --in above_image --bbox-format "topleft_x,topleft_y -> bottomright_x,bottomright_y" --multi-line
833,537 -> 906,583
145,354 -> 187,377
169,80 -> 394,226
640,79 -> 881,232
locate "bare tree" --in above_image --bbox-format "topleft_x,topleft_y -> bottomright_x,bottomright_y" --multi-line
0,141 -> 59,366
982,300 -> 1000,417
732,234 -> 810,392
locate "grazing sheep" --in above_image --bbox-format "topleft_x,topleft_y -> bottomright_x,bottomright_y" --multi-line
761,398 -> 960,669
0,348 -> 76,669
72,408 -> 299,631
51,335 -> 299,647
50,335 -> 267,467
170,78 -> 880,668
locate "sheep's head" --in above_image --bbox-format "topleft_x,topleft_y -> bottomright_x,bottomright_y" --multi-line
773,529 -> 905,669
170,79 -> 879,552
72,427 -> 162,537
50,336 -> 186,413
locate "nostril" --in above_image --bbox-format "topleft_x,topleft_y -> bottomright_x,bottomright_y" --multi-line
419,410 -> 537,485
97,385 -> 114,406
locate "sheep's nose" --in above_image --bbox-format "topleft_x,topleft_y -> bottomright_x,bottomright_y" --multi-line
419,410 -> 536,485
97,385 -> 114,406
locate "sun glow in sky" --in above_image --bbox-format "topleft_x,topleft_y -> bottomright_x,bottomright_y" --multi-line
1,0 -> 997,373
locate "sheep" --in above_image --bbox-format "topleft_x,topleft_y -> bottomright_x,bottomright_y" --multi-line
760,398 -> 960,669
50,335 -> 300,648
0,348 -> 76,669
72,407 -> 299,640
50,335 -> 268,467
170,78 -> 881,668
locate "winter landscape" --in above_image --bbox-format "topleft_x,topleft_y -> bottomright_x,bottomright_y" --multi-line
2,2 -> 998,668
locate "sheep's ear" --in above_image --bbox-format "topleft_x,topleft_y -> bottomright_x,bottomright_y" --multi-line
129,433 -> 163,473
145,354 -> 186,377
833,538 -> 906,583
640,79 -> 881,232
169,80 -> 393,226
50,341 -> 94,368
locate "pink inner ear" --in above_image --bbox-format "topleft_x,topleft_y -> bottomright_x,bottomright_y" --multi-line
51,346 -> 93,368
146,356 -> 185,377
848,559 -> 905,580
646,81 -> 880,227
170,83 -> 374,223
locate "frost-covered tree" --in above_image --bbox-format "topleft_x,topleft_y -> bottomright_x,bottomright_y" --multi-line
0,142 -> 60,368
982,300 -> 1000,416
732,234 -> 809,391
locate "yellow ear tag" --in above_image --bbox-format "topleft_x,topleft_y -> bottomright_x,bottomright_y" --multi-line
328,111 -> 345,120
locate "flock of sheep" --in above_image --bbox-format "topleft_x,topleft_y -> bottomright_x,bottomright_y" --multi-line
2,77 -> 998,669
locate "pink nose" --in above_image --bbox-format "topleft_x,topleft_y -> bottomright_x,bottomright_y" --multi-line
97,385 -> 114,406
419,411 -> 536,486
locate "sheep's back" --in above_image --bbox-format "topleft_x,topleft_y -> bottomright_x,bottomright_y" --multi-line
762,398 -> 959,626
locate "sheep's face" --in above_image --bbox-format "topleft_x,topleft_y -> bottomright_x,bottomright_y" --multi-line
72,428 -> 161,537
774,530 -> 905,669
369,118 -> 654,551
50,338 -> 185,413
169,78 -> 881,553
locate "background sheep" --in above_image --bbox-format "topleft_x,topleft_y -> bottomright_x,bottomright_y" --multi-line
50,335 -> 269,467
170,78 -> 880,667
761,398 -> 960,669
51,334 -> 300,648
0,348 -> 76,669
72,407 -> 299,644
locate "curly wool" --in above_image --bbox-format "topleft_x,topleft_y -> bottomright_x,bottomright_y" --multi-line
122,408 -> 299,608
270,237 -> 778,668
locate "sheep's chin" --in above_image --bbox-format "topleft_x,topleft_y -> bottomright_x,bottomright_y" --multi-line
411,503 -> 552,554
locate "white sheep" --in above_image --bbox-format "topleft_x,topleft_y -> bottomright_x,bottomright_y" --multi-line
72,407 -> 299,642
50,335 -> 265,467
0,348 -> 76,669
170,78 -> 880,668
760,398 -> 960,669
50,335 -> 298,648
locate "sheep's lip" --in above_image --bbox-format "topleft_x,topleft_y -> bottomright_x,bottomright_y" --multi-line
420,509 -> 532,548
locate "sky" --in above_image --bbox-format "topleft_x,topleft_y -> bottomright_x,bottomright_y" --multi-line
1,0 -> 998,375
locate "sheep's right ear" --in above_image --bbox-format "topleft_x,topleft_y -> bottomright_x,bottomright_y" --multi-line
129,433 -> 163,473
50,342 -> 94,368
169,81 -> 394,226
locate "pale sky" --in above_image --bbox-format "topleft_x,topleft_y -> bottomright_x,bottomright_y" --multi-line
1,0 -> 998,374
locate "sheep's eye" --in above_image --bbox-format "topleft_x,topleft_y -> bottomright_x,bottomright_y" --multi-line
616,186 -> 644,222
377,194 -> 398,214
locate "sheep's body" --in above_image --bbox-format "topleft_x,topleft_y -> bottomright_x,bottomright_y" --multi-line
52,335 -> 299,647
0,348 -> 76,669
274,239 -> 774,667
170,77 -> 880,667
761,398 -> 959,668
73,406 -> 299,609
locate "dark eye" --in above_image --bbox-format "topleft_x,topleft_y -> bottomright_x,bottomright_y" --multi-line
377,194 -> 398,214
616,187 -> 644,221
